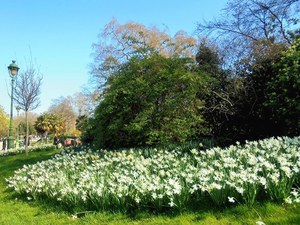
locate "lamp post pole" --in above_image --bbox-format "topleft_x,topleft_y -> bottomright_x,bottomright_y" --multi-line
7,60 -> 19,149
16,106 -> 21,148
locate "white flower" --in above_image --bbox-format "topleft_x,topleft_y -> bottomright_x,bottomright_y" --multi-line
291,189 -> 298,197
228,196 -> 235,203
191,148 -> 198,155
259,177 -> 267,186
135,197 -> 141,203
285,197 -> 292,204
71,215 -> 78,220
169,201 -> 176,207
236,187 -> 244,195
256,221 -> 265,225
152,193 -> 157,199
211,183 -> 222,190
281,166 -> 292,178
159,170 -> 165,177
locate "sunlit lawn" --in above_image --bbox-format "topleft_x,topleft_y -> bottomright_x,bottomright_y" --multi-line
0,148 -> 300,225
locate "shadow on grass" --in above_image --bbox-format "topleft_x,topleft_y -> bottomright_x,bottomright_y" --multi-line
0,149 -> 59,178
0,148 -> 80,218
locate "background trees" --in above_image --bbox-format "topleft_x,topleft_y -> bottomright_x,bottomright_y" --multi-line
79,1 -> 299,148
13,111 -> 38,138
48,96 -> 77,135
34,113 -> 64,140
195,0 -> 300,144
73,92 -> 98,117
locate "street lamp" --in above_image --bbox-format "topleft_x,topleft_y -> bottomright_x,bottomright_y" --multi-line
7,60 -> 19,149
16,105 -> 21,148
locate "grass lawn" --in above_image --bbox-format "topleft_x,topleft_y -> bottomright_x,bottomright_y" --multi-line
0,148 -> 300,225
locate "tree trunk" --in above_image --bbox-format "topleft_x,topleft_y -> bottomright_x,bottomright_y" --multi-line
45,131 -> 48,144
25,110 -> 29,155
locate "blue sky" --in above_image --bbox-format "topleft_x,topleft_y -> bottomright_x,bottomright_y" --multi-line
0,0 -> 228,114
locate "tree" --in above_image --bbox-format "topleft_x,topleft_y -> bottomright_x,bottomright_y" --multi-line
91,54 -> 209,148
91,18 -> 198,86
196,41 -> 223,77
0,106 -> 9,138
196,42 -> 237,143
197,0 -> 300,63
196,0 -> 300,144
73,91 -> 98,116
14,111 -> 38,137
266,37 -> 300,136
76,115 -> 95,144
34,113 -> 64,141
14,65 -> 42,153
48,96 -> 78,135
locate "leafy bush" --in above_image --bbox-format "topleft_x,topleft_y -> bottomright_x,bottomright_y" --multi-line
91,54 -> 211,148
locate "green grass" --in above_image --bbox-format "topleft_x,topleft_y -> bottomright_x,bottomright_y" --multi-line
0,148 -> 300,225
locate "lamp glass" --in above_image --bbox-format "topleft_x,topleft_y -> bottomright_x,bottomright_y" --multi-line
10,69 -> 18,76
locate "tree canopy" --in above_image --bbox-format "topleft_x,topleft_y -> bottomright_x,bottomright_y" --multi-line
48,96 -> 77,134
34,113 -> 64,136
197,0 -> 300,63
92,54 -> 210,148
91,18 -> 198,86
266,37 -> 300,135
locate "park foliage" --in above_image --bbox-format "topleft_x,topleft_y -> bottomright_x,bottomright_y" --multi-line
83,0 -> 300,148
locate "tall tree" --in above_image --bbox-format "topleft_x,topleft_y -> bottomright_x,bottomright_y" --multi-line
91,18 -> 198,87
73,91 -> 98,116
91,54 -> 209,148
48,96 -> 77,135
0,106 -> 9,138
196,0 -> 300,144
265,37 -> 300,136
197,0 -> 300,63
75,115 -> 95,144
14,65 -> 42,153
196,42 -> 243,144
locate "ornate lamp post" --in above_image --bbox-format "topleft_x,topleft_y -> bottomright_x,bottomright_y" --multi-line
7,60 -> 19,149
16,105 -> 21,148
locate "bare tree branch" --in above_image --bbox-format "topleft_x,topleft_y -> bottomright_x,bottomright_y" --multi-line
13,64 -> 42,154
197,0 -> 300,62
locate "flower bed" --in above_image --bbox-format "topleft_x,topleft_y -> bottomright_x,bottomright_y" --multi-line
6,136 -> 300,211
0,144 -> 54,157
